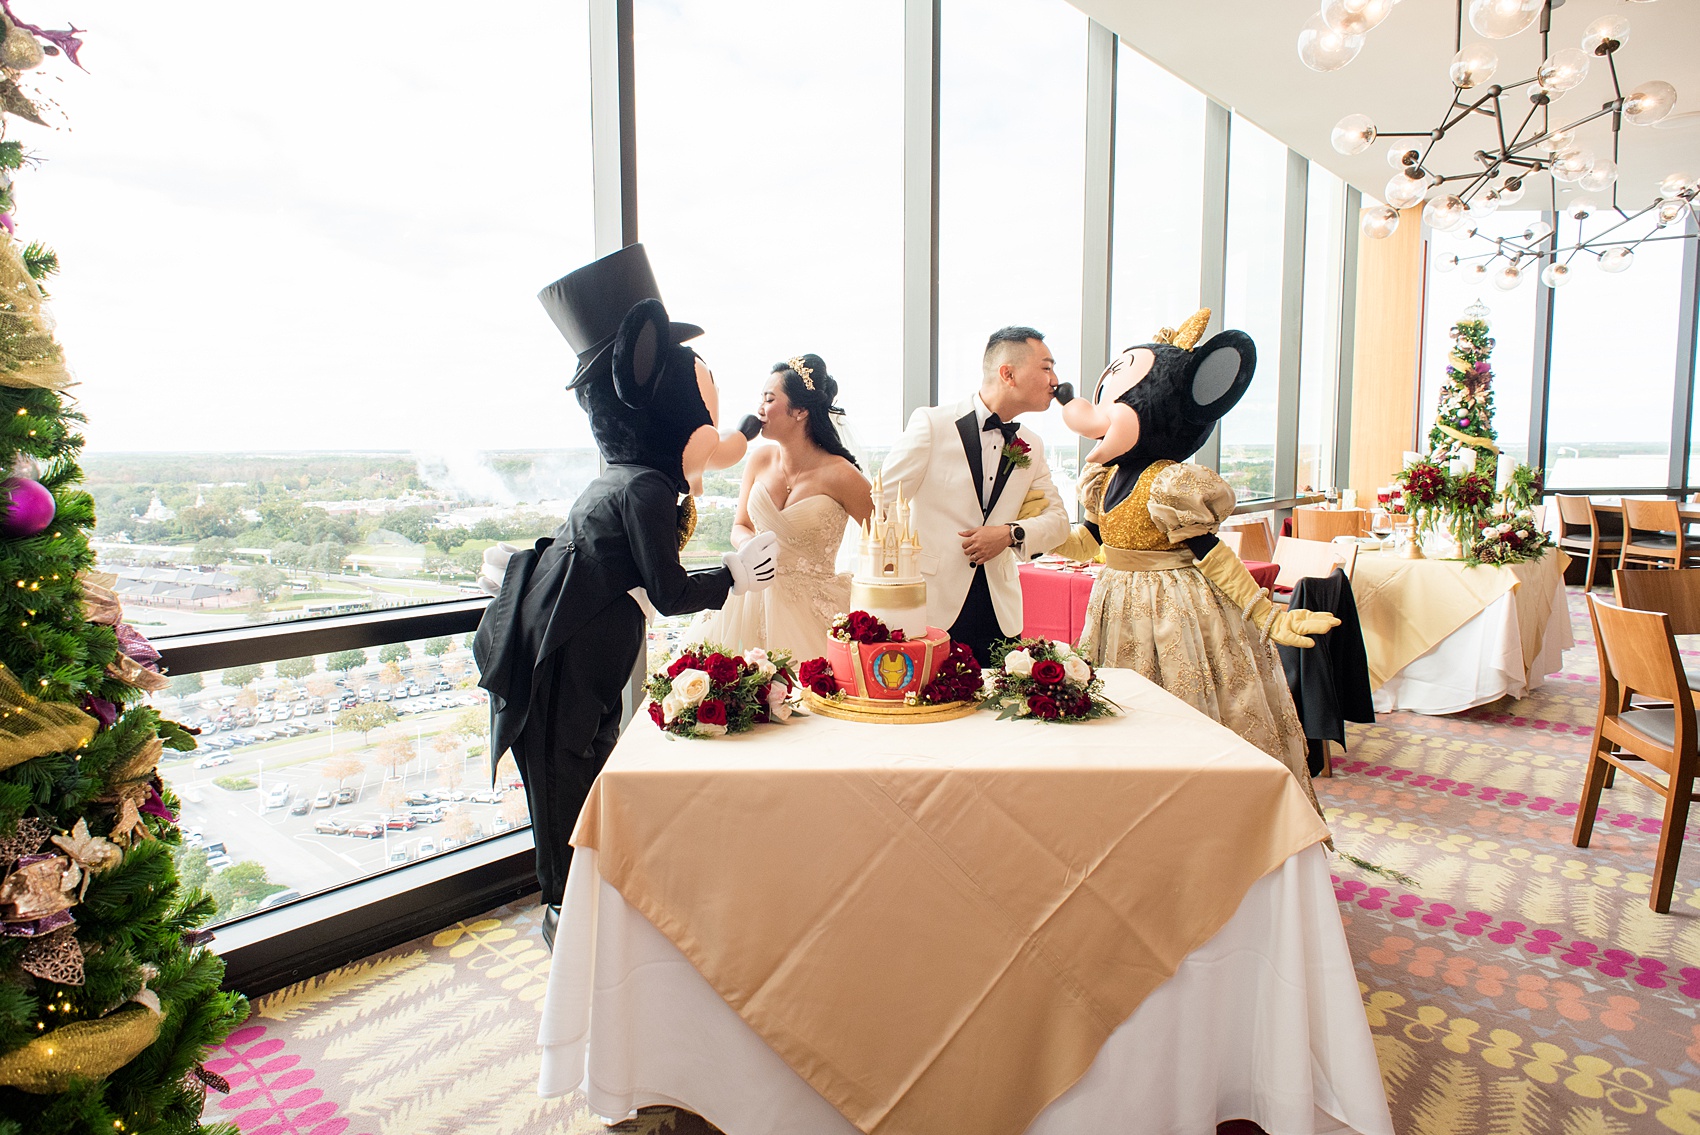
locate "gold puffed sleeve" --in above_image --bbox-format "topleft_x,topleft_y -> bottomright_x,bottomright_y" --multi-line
1147,463 -> 1237,542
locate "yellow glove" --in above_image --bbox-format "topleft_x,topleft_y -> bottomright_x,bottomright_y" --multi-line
1194,542 -> 1340,649
1016,489 -> 1048,521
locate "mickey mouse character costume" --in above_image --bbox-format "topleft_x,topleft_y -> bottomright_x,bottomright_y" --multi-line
474,245 -> 774,947
1052,309 -> 1337,816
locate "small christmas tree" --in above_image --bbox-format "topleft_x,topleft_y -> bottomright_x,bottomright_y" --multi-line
0,12 -> 245,1134
1427,300 -> 1500,481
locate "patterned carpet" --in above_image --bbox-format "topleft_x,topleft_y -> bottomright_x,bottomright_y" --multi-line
199,586 -> 1700,1135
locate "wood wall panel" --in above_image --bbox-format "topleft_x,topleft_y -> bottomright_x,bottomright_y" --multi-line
1348,206 -> 1425,498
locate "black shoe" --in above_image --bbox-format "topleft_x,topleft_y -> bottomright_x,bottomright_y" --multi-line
541,903 -> 561,951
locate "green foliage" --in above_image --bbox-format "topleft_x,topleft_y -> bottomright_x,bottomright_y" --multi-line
378,642 -> 412,664
212,775 -> 255,792
0,140 -> 23,169
206,861 -> 285,920
336,702 -> 397,740
21,241 -> 58,284
275,656 -> 316,680
326,648 -> 367,673
220,664 -> 261,688
426,527 -> 466,554
238,563 -> 284,601
167,671 -> 203,697
423,636 -> 452,657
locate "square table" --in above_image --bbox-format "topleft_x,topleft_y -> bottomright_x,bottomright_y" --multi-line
537,669 -> 1393,1135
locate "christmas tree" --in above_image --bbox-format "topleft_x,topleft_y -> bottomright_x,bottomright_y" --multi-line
1427,300 -> 1501,481
0,11 -> 245,1134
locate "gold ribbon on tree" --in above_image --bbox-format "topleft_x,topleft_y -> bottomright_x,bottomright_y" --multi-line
1436,422 -> 1500,454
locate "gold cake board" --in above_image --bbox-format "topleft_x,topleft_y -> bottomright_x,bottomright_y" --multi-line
803,689 -> 981,725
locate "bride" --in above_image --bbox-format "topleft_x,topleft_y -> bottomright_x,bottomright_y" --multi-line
690,353 -> 872,660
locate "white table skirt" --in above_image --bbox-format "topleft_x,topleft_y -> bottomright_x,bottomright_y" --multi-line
538,845 -> 1394,1135
1371,574 -> 1573,716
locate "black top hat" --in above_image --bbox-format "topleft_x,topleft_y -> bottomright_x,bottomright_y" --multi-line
537,243 -> 704,387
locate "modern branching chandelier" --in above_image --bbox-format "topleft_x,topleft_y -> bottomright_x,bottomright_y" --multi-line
1306,0 -> 1694,289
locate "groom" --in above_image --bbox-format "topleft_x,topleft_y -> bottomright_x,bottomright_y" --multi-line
879,326 -> 1071,665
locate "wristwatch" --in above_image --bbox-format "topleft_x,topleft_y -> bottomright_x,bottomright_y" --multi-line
1007,523 -> 1025,547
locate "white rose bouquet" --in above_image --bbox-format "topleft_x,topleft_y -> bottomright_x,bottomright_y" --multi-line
982,637 -> 1119,723
645,643 -> 798,738
1466,510 -> 1551,566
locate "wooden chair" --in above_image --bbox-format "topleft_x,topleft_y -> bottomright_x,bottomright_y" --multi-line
1553,495 -> 1621,592
1576,595 -> 1699,913
1619,498 -> 1685,570
1270,536 -> 1357,594
1221,516 -> 1274,563
1292,506 -> 1369,542
1531,504 -> 1547,531
1218,529 -> 1244,557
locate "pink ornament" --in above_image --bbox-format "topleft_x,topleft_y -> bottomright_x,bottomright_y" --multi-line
0,476 -> 55,538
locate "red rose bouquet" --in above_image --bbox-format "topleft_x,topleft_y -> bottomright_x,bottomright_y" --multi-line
646,643 -> 799,738
1467,511 -> 1551,566
830,610 -> 905,645
984,637 -> 1118,723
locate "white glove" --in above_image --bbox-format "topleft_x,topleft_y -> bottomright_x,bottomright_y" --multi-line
477,542 -> 520,596
723,530 -> 779,596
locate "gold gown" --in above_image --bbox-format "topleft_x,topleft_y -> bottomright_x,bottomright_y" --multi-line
1060,461 -> 1320,816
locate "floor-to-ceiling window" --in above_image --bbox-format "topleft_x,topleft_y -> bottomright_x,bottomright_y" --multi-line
1297,167 -> 1346,494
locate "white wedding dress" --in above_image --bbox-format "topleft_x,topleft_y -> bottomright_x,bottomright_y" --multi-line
689,482 -> 852,662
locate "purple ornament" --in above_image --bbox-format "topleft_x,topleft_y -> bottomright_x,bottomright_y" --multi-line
0,476 -> 54,538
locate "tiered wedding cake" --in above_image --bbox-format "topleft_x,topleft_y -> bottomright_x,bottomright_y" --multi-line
821,478 -> 954,702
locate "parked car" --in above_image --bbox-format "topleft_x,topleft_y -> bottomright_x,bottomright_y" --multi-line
383,816 -> 417,831
338,693 -> 359,709
348,823 -> 383,839
184,828 -> 204,846
376,688 -> 393,701
313,790 -> 333,809
393,686 -> 409,700
387,846 -> 411,865
289,796 -> 313,816
293,704 -> 311,718
358,685 -> 372,699
335,787 -> 356,805
416,837 -> 437,856
194,754 -> 232,769
404,793 -> 438,807
265,783 -> 292,810
259,889 -> 301,908
433,677 -> 452,692
256,709 -> 274,725
492,816 -> 513,833
404,683 -> 422,697
469,791 -> 501,804
409,807 -> 443,824
314,818 -> 350,835
203,842 -> 232,870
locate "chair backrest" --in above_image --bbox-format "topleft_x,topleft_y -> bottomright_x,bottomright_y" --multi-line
1218,529 -> 1244,557
1531,504 -> 1547,531
1588,595 -> 1690,717
1271,536 -> 1350,590
1221,516 -> 1273,562
1292,507 -> 1368,542
1623,497 -> 1681,539
1613,567 -> 1700,636
1584,497 -> 1623,539
1554,494 -> 1593,536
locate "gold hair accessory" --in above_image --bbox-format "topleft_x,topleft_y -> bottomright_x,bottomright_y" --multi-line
788,357 -> 816,391
1151,308 -> 1212,351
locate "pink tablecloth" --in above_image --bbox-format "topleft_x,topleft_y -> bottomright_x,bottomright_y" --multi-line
1020,561 -> 1280,645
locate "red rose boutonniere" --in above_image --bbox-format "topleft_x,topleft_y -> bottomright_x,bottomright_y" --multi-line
1002,436 -> 1031,470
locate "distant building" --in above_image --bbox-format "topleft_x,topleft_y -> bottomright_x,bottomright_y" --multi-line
141,496 -> 175,522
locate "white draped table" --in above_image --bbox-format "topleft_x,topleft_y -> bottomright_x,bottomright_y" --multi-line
536,669 -> 1393,1135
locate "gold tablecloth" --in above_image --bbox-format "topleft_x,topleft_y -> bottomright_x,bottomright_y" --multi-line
570,668 -> 1330,1135
1351,548 -> 1571,689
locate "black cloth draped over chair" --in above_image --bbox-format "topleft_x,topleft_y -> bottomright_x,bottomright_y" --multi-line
1276,568 -> 1375,775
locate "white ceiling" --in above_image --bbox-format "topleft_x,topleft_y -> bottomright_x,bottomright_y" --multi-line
1069,0 -> 1700,210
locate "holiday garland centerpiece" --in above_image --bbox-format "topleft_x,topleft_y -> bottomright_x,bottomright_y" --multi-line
0,12 -> 249,1135
983,638 -> 1119,723
646,645 -> 799,738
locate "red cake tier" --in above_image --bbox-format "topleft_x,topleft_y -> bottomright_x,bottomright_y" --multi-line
823,628 -> 953,701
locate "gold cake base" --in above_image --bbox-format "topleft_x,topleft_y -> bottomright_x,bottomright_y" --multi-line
803,689 -> 981,724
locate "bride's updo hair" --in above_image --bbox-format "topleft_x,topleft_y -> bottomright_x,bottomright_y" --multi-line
772,353 -> 860,469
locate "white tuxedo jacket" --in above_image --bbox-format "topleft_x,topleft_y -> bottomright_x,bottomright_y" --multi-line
878,399 -> 1071,636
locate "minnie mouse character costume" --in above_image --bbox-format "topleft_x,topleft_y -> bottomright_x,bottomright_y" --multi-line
474,245 -> 772,946
1052,309 -> 1337,816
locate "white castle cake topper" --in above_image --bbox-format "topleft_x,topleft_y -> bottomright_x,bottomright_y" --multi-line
857,474 -> 922,583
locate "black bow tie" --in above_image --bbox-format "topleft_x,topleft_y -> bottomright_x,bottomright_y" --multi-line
982,414 -> 1019,443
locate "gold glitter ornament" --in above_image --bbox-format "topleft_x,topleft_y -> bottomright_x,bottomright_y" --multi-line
0,1003 -> 163,1092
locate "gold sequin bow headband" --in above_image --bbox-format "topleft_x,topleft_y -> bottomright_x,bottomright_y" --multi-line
1150,308 -> 1212,351
788,357 -> 816,390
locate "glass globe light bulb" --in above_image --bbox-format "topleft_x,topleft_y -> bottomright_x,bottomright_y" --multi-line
1523,220 -> 1553,243
1625,81 -> 1678,126
1360,204 -> 1400,239
1657,198 -> 1688,225
1437,253 -> 1461,273
1493,264 -> 1525,290
1330,113 -> 1378,155
1568,198 -> 1596,221
1383,172 -> 1428,209
1537,127 -> 1576,154
1298,14 -> 1365,72
1598,247 -> 1634,273
1581,15 -> 1631,56
1451,43 -> 1500,88
1469,0 -> 1542,40
1540,263 -> 1572,288
1578,160 -> 1618,193
1551,149 -> 1595,183
1322,0 -> 1393,35
1497,177 -> 1526,205
1386,145 -> 1421,170
1469,193 -> 1500,217
1468,263 -> 1490,279
1658,172 -> 1696,198
1537,48 -> 1590,93
1424,194 -> 1468,231
1452,224 -> 1481,243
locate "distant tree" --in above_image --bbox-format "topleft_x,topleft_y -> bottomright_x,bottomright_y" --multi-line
235,688 -> 259,710
378,779 -> 409,814
221,664 -> 262,689
378,642 -> 412,665
451,707 -> 488,741
305,674 -> 337,699
441,658 -> 467,682
327,648 -> 367,674
168,671 -> 203,697
685,505 -> 735,554
306,540 -> 347,576
500,790 -> 529,825
372,732 -> 416,780
336,703 -> 398,743
422,554 -> 452,581
379,661 -> 404,687
192,537 -> 233,567
427,528 -> 468,555
240,564 -> 286,601
451,547 -> 482,577
276,656 -> 316,680
462,633 -> 477,651
320,755 -> 365,787
495,752 -> 519,784
384,506 -> 440,545
208,861 -> 287,920
271,540 -> 309,569
442,808 -> 477,844
423,636 -> 452,658
435,755 -> 464,794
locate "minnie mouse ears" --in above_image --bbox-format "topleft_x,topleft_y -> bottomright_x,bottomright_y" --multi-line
1180,330 -> 1257,426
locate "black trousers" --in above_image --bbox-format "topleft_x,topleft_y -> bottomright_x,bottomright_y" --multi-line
949,566 -> 1007,668
509,599 -> 645,905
